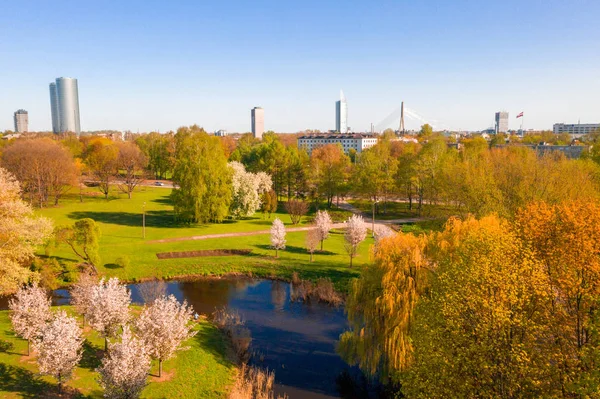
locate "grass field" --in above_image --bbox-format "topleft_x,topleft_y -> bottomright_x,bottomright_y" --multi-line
0,307 -> 236,398
36,187 -> 371,292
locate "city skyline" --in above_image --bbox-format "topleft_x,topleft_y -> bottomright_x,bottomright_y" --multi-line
1,1 -> 599,133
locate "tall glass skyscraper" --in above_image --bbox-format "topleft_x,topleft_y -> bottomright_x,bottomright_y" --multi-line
335,90 -> 348,133
49,77 -> 81,134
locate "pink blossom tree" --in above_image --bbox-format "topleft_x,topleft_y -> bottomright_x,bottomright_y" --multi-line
314,210 -> 332,250
70,272 -> 97,327
270,218 -> 286,258
134,295 -> 197,378
36,310 -> 83,392
8,283 -> 51,355
98,326 -> 151,399
88,277 -> 131,351
344,215 -> 367,267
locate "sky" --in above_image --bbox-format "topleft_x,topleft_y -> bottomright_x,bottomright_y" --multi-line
1,0 -> 599,133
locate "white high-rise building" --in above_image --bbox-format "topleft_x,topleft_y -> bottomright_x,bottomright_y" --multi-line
49,77 -> 81,135
495,111 -> 509,133
13,109 -> 28,133
335,90 -> 348,133
251,107 -> 264,139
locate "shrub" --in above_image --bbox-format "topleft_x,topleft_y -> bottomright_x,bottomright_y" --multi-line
114,256 -> 130,269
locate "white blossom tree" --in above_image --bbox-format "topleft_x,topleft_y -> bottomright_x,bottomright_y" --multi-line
270,218 -> 286,258
0,167 -> 53,293
88,277 -> 131,351
70,272 -> 97,327
344,215 -> 367,267
314,210 -> 333,251
134,295 -> 197,378
98,326 -> 151,399
229,161 -> 273,218
8,283 -> 51,355
373,224 -> 395,246
36,310 -> 83,392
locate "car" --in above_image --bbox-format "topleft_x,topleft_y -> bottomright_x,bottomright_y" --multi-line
154,181 -> 165,186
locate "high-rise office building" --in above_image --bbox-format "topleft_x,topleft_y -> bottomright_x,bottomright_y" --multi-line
13,109 -> 28,133
49,77 -> 81,135
251,107 -> 264,139
495,111 -> 508,133
336,90 -> 348,133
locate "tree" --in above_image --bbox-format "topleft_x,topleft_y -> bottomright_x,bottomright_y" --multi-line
136,132 -> 175,179
36,310 -> 83,392
98,326 -> 151,399
310,144 -> 350,207
88,278 -> 131,351
260,189 -> 278,218
314,210 -> 332,250
54,218 -> 102,269
270,218 -> 286,258
70,272 -> 98,326
171,126 -> 232,223
116,141 -> 147,199
373,224 -> 394,246
229,161 -> 272,218
1,137 -> 79,206
305,227 -> 319,262
134,295 -> 197,378
284,199 -> 308,225
343,215 -> 367,267
85,139 -> 119,199
0,168 -> 53,293
418,123 -> 433,138
352,141 -> 398,213
8,283 -> 52,356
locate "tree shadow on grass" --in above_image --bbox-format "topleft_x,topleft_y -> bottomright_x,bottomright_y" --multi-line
194,323 -> 237,370
151,195 -> 173,206
79,340 -> 102,370
67,210 -> 183,229
103,263 -> 122,270
0,363 -> 55,398
254,244 -> 337,256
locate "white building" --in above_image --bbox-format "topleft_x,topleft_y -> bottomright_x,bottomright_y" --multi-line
251,107 -> 264,139
297,133 -> 378,155
495,111 -> 509,133
553,123 -> 600,137
335,90 -> 348,133
50,77 -> 81,135
13,109 -> 28,133
214,129 -> 228,137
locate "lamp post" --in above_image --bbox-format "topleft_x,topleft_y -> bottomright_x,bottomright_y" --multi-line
142,201 -> 146,239
372,199 -> 379,238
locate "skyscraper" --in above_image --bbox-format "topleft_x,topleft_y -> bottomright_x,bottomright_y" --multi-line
251,107 -> 264,139
49,77 -> 81,135
13,109 -> 28,133
335,90 -> 348,133
495,111 -> 509,134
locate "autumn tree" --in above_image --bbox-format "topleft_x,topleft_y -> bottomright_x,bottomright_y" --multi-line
314,210 -> 332,250
116,141 -> 147,199
171,126 -> 232,223
270,218 -> 286,258
343,215 -> 367,267
54,218 -> 102,269
134,295 -> 197,378
88,278 -> 131,351
36,311 -> 83,392
310,144 -> 350,207
9,283 -> 52,356
260,189 -> 278,218
0,168 -> 53,293
98,326 -> 151,399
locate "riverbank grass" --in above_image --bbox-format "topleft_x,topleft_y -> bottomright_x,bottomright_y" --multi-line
0,308 -> 236,398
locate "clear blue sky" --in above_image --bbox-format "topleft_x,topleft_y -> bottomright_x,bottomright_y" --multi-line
1,0 -> 599,133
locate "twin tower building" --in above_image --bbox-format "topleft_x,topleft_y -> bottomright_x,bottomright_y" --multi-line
49,77 -> 81,135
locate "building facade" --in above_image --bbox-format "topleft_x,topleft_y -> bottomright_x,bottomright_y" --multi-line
495,111 -> 509,133
251,107 -> 264,139
49,77 -> 81,135
335,90 -> 348,133
13,109 -> 28,133
214,129 -> 228,137
553,123 -> 600,137
297,133 -> 378,155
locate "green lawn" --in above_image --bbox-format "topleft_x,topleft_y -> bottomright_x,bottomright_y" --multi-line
37,187 -> 372,292
0,308 -> 236,398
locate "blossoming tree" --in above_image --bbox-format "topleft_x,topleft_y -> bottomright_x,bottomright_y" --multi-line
88,277 -> 131,351
270,218 -> 286,258
344,215 -> 367,267
314,210 -> 333,250
9,283 -> 51,355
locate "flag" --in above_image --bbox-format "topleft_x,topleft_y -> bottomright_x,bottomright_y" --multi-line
516,112 -> 524,118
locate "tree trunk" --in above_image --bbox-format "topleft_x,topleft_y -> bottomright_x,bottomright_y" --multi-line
159,359 -> 163,378
128,191 -> 132,199
27,339 -> 30,356
350,255 -> 353,268
105,337 -> 108,352
320,240 -> 323,251
275,248 -> 278,258
310,253 -> 313,262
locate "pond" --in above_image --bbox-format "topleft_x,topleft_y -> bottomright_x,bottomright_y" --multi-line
1,278 -> 365,399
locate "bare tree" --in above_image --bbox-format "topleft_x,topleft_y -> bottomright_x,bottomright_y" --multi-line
117,141 -> 148,199
85,141 -> 119,199
88,278 -> 131,351
284,199 -> 309,225
36,310 -> 83,393
8,283 -> 52,355
344,215 -> 367,267
134,295 -> 197,378
98,326 -> 151,399
306,227 -> 319,262
270,218 -> 286,258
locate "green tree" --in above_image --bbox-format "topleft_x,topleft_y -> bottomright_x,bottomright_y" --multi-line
310,144 -> 350,207
55,218 -> 102,269
171,126 -> 232,223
